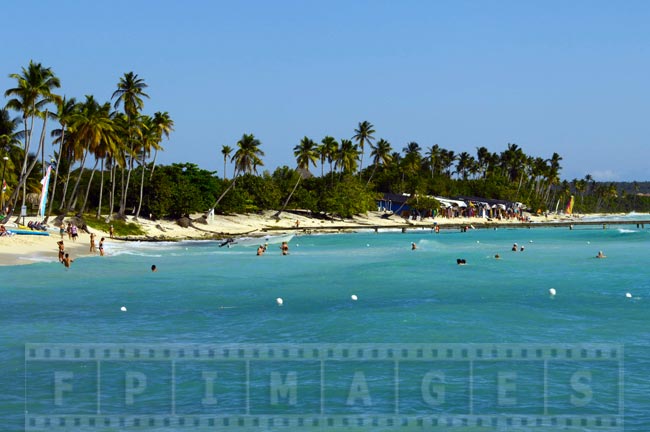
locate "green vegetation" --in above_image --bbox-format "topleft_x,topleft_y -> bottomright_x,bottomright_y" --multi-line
84,217 -> 145,237
2,60 -> 650,224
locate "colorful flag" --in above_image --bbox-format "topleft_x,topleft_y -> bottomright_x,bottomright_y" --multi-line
565,195 -> 574,215
38,165 -> 52,218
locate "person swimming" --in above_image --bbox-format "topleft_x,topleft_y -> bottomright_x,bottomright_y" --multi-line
457,258 -> 467,265
512,243 -> 518,251
596,251 -> 606,258
151,264 -> 157,272
494,253 -> 500,259
411,242 -> 417,250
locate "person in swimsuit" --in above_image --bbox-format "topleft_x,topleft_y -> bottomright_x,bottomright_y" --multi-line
89,233 -> 96,253
62,253 -> 73,268
57,240 -> 65,262
99,237 -> 105,256
281,241 -> 289,255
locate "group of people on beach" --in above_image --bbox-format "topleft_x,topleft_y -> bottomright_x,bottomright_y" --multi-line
56,227 -> 107,268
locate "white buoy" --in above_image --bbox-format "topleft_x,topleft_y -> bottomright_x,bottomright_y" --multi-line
476,240 -> 480,243
549,288 -> 556,296
276,297 -> 283,306
625,292 -> 632,298
366,244 -> 370,247
351,294 -> 358,301
120,306 -> 127,312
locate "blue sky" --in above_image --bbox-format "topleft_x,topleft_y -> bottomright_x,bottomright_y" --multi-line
3,0 -> 649,181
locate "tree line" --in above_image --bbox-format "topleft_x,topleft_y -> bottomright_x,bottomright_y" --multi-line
2,60 -> 649,223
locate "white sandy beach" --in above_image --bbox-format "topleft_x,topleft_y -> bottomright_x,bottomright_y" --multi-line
0,210 -> 582,266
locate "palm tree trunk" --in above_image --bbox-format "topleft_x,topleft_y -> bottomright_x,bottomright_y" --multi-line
79,158 -> 100,215
11,114 -> 47,222
108,163 -> 117,221
211,174 -> 238,210
135,152 -> 147,220
65,149 -> 88,213
119,149 -> 135,218
97,158 -> 105,219
149,149 -> 159,180
366,162 -> 379,186
45,127 -> 66,222
274,174 -> 301,219
59,155 -> 74,210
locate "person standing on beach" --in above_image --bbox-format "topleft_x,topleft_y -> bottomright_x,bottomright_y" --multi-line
109,225 -> 114,239
71,224 -> 78,242
57,240 -> 65,262
66,222 -> 72,240
59,225 -> 65,240
89,233 -> 96,253
99,237 -> 105,256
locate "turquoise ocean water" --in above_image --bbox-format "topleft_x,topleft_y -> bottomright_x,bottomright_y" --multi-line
2,217 -> 650,431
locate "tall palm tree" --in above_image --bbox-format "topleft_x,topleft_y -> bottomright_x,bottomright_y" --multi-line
148,111 -> 174,180
65,97 -> 115,215
425,144 -> 441,178
135,115 -> 158,219
336,139 -> 360,175
0,108 -> 24,152
79,102 -> 116,216
455,152 -> 473,180
367,138 -> 392,185
275,137 -> 318,218
46,97 -> 76,221
221,145 -> 233,180
211,134 -> 264,210
320,136 -> 338,179
4,61 -> 61,218
353,120 -> 375,175
111,72 -> 149,218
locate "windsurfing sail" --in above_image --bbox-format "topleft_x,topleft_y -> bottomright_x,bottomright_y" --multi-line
565,195 -> 574,215
37,165 -> 52,218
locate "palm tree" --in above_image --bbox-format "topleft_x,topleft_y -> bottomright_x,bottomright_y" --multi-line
320,136 -> 338,180
353,120 -> 375,174
455,152 -> 473,180
336,139 -> 360,175
111,72 -> 149,218
0,108 -> 24,152
211,134 -> 264,210
221,145 -> 233,180
46,97 -> 76,221
134,115 -> 158,220
4,61 -> 61,218
64,97 -> 115,215
276,136 -> 318,218
425,144 -> 441,178
367,138 -> 392,185
148,111 -> 174,180
79,102 -> 116,216
475,146 -> 490,178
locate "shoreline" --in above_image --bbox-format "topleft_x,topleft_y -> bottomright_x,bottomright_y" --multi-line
1,210 -> 648,266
